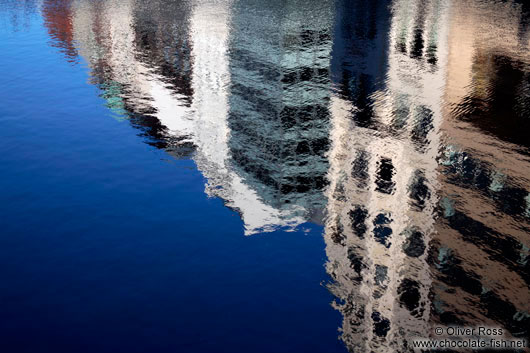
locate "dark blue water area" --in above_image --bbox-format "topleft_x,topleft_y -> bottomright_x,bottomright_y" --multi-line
0,14 -> 345,353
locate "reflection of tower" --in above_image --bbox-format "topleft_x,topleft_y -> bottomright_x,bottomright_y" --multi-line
432,0 -> 530,337
227,0 -> 334,225
324,0 -> 450,351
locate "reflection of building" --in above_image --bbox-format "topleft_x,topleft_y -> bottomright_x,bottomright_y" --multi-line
227,0 -> 334,223
432,0 -> 530,336
47,0 -> 336,235
325,0 -> 449,351
62,0 -> 287,234
42,0 -> 77,62
325,0 -> 530,351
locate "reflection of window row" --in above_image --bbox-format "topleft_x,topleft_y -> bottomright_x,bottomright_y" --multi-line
283,28 -> 332,49
439,198 -> 529,284
435,153 -> 529,338
440,146 -> 530,218
229,47 -> 281,82
393,0 -> 441,65
350,150 -> 433,210
334,69 -> 438,148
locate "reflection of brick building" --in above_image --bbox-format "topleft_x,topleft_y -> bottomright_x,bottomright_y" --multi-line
325,0 -> 450,351
42,0 -> 78,61
432,0 -> 530,336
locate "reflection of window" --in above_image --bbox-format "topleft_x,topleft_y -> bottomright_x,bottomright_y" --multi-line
411,105 -> 434,148
373,213 -> 392,248
391,93 -> 410,130
351,150 -> 369,188
401,228 -> 426,257
372,312 -> 390,337
398,278 -> 422,316
349,205 -> 368,238
408,170 -> 430,210
375,158 -> 395,194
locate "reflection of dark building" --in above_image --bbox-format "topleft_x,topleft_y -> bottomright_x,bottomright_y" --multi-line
445,0 -> 530,149
451,53 -> 530,148
227,0 -> 334,218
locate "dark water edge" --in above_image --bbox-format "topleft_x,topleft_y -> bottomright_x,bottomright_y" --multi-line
0,0 -> 529,352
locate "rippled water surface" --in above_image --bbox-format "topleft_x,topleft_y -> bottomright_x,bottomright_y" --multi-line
1,0 -> 529,352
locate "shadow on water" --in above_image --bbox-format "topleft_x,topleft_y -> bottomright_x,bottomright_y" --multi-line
10,0 -> 530,351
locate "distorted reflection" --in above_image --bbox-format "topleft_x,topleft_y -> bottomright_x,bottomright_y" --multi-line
326,0 -> 446,350
40,0 -> 529,351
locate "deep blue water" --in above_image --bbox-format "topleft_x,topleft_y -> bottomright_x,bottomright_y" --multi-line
0,7 -> 343,353
1,0 -> 529,352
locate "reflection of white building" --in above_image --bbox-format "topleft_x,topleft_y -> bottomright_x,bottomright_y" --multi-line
68,0 -> 338,235
324,0 -> 450,351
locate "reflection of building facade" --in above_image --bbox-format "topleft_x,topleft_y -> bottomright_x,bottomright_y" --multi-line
432,0 -> 530,336
227,0 -> 334,223
64,0 -> 288,235
325,0 -> 530,351
325,0 -> 449,351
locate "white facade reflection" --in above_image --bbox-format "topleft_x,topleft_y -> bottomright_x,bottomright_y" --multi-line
325,0 -> 450,351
